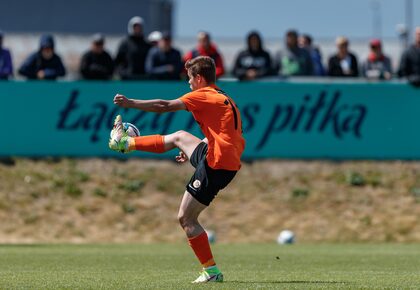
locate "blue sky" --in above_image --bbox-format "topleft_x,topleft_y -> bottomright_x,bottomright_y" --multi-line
174,0 -> 420,39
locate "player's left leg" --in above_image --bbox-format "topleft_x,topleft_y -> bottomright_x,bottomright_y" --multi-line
177,191 -> 223,283
109,115 -> 201,157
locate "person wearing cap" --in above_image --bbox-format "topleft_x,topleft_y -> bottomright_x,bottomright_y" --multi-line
18,34 -> 66,80
275,29 -> 314,77
328,36 -> 359,77
147,31 -> 162,47
184,31 -> 225,78
399,27 -> 420,86
80,33 -> 114,80
145,31 -> 182,80
232,31 -> 273,81
0,31 -> 13,80
362,39 -> 392,80
114,16 -> 151,80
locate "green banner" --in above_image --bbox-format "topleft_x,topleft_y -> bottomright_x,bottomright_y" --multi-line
0,81 -> 419,159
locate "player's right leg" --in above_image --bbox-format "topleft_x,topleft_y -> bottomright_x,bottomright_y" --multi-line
109,115 -> 201,157
177,191 -> 223,283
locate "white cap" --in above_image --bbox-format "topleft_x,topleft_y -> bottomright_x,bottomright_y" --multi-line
148,31 -> 162,43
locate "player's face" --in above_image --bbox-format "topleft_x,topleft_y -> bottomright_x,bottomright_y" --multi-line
188,70 -> 202,91
188,71 -> 198,91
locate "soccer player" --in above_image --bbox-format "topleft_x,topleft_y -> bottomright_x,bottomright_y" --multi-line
109,56 -> 245,283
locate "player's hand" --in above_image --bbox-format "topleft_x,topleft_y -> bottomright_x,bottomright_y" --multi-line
114,94 -> 131,108
175,151 -> 188,163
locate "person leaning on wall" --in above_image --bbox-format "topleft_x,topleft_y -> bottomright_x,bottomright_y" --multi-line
80,33 -> 114,80
398,27 -> 420,87
232,31 -> 273,81
298,34 -> 326,76
145,31 -> 183,80
362,39 -> 392,80
18,34 -> 66,80
328,36 -> 359,77
0,30 -> 13,80
274,29 -> 314,77
114,16 -> 151,80
184,31 -> 225,79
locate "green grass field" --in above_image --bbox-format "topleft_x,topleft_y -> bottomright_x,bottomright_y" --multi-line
0,244 -> 419,289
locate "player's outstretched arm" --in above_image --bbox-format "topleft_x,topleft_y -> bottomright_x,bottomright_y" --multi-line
113,94 -> 186,113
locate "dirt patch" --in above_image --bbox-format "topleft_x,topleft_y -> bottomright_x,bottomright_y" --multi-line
0,158 -> 419,243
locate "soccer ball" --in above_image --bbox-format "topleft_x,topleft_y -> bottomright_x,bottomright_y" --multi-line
277,230 -> 295,244
110,122 -> 140,138
123,122 -> 140,137
205,230 -> 216,244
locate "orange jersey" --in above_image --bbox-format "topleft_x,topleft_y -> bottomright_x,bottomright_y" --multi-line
179,85 -> 245,171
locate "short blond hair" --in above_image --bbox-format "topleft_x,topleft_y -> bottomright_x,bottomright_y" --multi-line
336,36 -> 349,46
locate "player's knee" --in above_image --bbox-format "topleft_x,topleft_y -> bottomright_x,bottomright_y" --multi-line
178,212 -> 193,230
177,213 -> 187,228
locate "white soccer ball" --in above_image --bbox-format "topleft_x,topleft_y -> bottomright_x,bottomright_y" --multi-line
123,122 -> 140,137
277,230 -> 295,244
110,122 -> 140,138
206,230 -> 216,244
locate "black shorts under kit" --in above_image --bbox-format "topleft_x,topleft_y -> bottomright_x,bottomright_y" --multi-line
186,142 -> 237,206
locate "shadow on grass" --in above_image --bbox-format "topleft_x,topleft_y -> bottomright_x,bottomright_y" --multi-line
227,280 -> 350,285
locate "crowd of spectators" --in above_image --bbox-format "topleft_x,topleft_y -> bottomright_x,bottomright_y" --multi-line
1,17 -> 420,86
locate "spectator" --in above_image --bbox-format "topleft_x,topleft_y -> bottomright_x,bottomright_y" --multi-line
328,36 -> 359,77
114,16 -> 151,80
80,34 -> 114,80
275,30 -> 313,76
145,32 -> 182,80
18,34 -> 66,80
362,39 -> 392,80
299,34 -> 325,76
399,27 -> 420,86
232,31 -> 273,80
0,30 -> 13,80
147,31 -> 162,47
184,31 -> 225,78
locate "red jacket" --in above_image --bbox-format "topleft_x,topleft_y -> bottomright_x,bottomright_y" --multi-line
184,43 -> 225,78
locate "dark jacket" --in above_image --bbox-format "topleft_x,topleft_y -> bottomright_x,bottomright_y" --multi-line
398,45 -> 420,77
18,51 -> 66,80
0,48 -> 13,79
233,31 -> 273,80
80,50 -> 114,80
328,53 -> 359,77
145,46 -> 182,80
307,47 -> 326,76
114,35 -> 151,80
276,47 -> 313,76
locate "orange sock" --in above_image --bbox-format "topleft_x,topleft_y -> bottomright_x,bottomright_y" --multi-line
188,231 -> 216,268
129,135 -> 166,153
